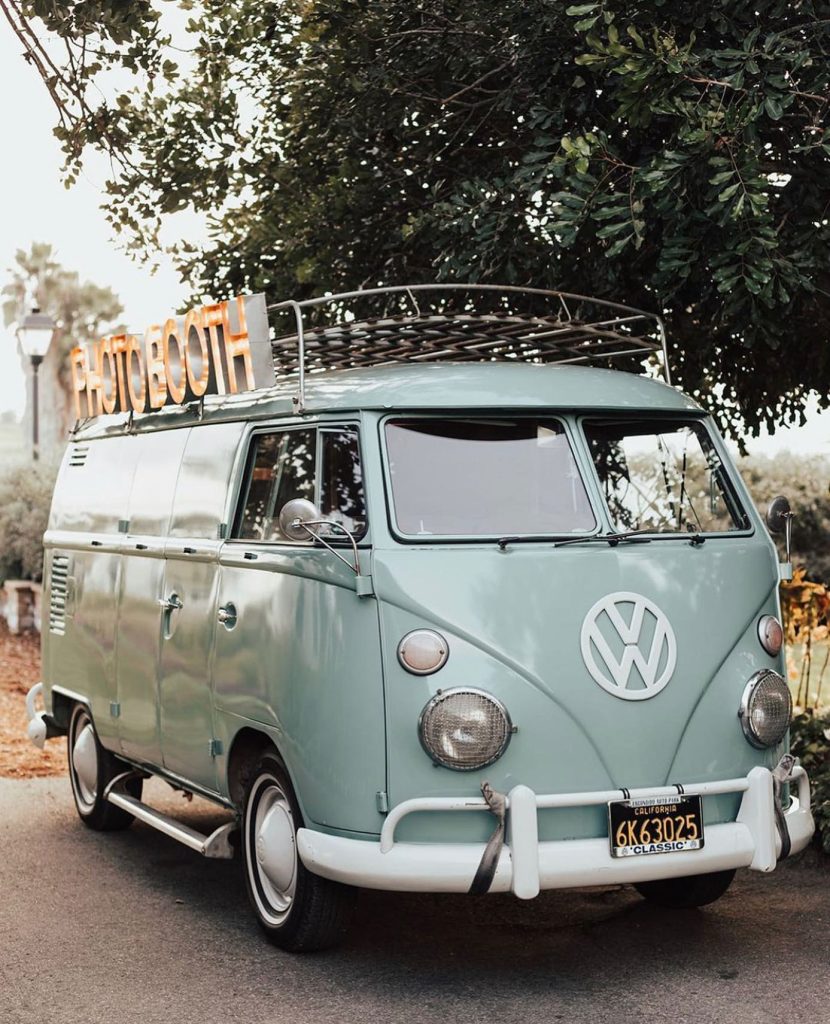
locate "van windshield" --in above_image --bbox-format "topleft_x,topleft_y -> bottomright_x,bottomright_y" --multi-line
583,417 -> 748,534
384,418 -> 595,538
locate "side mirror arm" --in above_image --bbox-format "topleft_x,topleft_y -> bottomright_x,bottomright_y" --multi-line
291,518 -> 373,596
765,496 -> 794,581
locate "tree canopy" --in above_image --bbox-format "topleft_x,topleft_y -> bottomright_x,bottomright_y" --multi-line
4,0 -> 830,436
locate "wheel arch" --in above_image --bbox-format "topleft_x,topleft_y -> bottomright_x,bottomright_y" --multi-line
225,726 -> 297,811
51,688 -> 88,732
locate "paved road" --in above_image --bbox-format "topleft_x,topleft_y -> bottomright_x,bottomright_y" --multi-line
2,775 -> 828,1024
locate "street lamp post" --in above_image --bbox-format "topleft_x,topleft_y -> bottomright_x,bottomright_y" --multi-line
16,308 -> 56,462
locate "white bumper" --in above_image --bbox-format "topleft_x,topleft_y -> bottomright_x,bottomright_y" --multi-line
298,766 -> 814,898
24,682 -> 48,749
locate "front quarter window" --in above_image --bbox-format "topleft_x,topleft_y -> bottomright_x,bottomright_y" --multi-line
583,417 -> 748,534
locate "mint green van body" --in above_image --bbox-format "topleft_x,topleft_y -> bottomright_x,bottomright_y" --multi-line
31,345 -> 814,948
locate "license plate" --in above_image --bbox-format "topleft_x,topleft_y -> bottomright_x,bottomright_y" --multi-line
608,794 -> 704,858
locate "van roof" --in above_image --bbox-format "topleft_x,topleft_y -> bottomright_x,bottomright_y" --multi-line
73,362 -> 702,441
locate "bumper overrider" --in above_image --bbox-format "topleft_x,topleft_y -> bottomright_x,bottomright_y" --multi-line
298,766 -> 814,898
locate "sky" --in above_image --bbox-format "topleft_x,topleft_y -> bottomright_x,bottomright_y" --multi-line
0,17 -> 829,458
0,14 -> 195,419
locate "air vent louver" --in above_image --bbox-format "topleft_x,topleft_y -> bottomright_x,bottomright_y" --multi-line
49,555 -> 70,635
68,446 -> 89,467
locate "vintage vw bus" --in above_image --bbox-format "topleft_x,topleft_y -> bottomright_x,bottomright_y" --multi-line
25,285 -> 814,951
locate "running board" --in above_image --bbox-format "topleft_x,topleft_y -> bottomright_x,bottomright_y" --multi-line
104,773 -> 237,859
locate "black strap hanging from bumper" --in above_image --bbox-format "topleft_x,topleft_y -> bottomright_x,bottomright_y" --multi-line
469,781 -> 508,895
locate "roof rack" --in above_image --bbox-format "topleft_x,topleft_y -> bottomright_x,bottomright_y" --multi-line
266,284 -> 668,413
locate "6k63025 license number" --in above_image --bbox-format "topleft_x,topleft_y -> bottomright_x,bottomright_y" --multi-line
607,794 -> 704,858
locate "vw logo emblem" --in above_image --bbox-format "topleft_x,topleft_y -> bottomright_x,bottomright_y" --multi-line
580,591 -> 677,701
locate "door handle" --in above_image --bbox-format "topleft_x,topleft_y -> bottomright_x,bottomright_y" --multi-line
217,602 -> 238,630
159,593 -> 183,612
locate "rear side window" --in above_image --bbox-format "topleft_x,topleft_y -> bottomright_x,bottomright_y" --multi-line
235,427 -> 366,542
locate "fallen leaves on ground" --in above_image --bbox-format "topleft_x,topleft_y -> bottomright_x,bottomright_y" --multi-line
0,622 -> 65,778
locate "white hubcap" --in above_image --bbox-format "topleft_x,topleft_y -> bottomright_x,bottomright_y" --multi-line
257,801 -> 296,892
247,775 -> 298,924
72,719 -> 98,808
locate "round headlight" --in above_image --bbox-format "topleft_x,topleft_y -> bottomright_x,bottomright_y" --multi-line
758,615 -> 784,657
419,688 -> 512,771
739,670 -> 792,748
398,630 -> 449,675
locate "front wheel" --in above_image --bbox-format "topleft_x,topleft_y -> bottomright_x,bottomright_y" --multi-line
67,703 -> 141,831
634,869 -> 736,909
242,752 -> 355,952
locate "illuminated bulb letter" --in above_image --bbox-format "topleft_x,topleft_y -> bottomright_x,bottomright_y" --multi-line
145,324 -> 167,409
202,303 -> 228,395
221,295 -> 255,394
69,347 -> 88,420
127,334 -> 147,413
183,307 -> 210,398
98,337 -> 118,415
162,317 -> 187,405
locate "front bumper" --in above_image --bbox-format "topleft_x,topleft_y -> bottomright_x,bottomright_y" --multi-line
298,767 -> 814,898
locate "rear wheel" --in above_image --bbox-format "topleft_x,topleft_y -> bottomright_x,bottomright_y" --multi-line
242,752 -> 355,952
635,869 -> 736,909
67,703 -> 141,831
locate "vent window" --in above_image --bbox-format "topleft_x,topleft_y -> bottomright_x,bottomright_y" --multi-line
49,555 -> 70,635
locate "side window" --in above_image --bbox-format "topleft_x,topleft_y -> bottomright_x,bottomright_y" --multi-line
237,429 -> 315,541
235,426 -> 367,543
320,429 -> 367,538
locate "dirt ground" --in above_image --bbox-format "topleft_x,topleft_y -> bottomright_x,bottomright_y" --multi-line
0,622 -> 65,778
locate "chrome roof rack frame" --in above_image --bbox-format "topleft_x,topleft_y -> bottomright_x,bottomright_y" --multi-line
266,284 -> 669,413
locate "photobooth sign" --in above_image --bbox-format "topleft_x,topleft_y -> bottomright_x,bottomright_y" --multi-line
69,293 -> 272,418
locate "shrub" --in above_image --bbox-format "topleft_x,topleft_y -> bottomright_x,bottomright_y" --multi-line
0,460 -> 58,584
790,711 -> 830,854
739,452 -> 830,584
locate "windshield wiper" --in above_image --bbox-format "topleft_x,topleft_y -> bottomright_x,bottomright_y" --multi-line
554,530 -> 655,548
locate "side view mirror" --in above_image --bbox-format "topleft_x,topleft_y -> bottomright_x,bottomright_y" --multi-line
766,495 -> 793,579
765,495 -> 791,535
278,498 -> 320,543
277,499 -> 372,597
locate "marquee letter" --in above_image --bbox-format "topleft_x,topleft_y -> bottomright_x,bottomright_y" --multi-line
183,307 -> 210,398
69,346 -> 88,420
98,337 -> 118,415
126,334 -> 147,413
162,317 -> 187,405
221,295 -> 255,394
202,303 -> 228,395
144,324 -> 167,409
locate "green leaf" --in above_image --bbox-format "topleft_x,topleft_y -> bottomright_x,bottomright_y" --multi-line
605,233 -> 634,257
626,25 -> 645,48
596,220 -> 632,238
565,3 -> 599,15
718,183 -> 741,202
764,95 -> 783,120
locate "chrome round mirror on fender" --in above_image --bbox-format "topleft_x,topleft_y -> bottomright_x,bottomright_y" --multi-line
278,498 -> 321,542
766,495 -> 792,535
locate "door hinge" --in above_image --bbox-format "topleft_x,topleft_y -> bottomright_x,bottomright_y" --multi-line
376,790 -> 389,814
109,701 -> 121,718
209,739 -> 224,758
